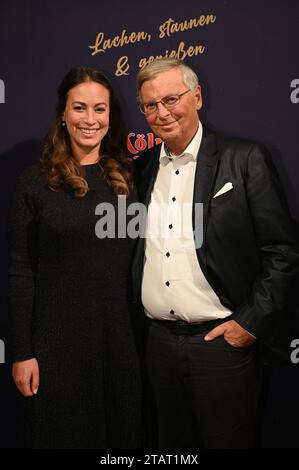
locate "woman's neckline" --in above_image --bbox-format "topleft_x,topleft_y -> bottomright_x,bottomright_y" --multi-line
81,162 -> 99,166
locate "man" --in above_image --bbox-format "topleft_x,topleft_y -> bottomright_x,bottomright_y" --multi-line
132,58 -> 298,449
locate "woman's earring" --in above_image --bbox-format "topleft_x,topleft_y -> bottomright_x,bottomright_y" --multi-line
62,121 -> 66,127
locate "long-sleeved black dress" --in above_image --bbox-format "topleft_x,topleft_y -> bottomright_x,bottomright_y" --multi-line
8,163 -> 144,449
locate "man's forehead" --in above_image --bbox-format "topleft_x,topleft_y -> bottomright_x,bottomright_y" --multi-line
141,69 -> 184,95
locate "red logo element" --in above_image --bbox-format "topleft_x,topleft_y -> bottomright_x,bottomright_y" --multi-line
127,132 -> 162,157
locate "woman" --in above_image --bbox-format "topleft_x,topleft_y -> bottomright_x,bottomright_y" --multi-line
8,67 -> 144,449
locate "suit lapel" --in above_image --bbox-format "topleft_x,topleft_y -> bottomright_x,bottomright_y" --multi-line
193,128 -> 220,271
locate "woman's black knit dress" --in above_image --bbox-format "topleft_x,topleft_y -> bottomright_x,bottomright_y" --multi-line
8,163 -> 144,449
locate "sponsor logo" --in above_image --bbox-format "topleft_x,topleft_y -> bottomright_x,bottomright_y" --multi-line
127,132 -> 162,156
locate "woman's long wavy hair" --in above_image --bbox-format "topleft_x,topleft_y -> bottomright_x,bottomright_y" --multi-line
40,67 -> 133,197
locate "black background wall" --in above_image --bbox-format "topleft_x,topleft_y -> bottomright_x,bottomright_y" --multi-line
1,0 -> 298,449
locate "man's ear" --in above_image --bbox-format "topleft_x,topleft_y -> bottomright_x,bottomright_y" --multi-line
195,85 -> 202,111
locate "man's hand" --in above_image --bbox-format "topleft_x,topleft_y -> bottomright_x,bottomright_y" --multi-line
12,358 -> 39,397
204,319 -> 256,348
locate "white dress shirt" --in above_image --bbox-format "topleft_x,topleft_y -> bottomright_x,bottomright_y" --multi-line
142,121 -> 232,322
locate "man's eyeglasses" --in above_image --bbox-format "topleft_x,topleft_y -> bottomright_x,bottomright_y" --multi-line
139,89 -> 191,115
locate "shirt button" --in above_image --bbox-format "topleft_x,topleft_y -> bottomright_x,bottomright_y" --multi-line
172,196 -> 176,202
169,224 -> 173,229
165,281 -> 170,287
175,169 -> 180,175
166,252 -> 170,258
170,309 -> 174,315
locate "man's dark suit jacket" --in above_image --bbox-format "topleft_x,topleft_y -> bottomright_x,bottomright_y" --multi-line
132,127 -> 299,364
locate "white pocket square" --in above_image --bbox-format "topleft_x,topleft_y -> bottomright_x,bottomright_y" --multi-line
213,182 -> 233,198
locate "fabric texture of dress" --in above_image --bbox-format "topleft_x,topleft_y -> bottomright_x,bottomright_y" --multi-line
8,163 -> 144,449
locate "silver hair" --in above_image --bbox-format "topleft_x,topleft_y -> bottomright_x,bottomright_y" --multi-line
136,58 -> 199,101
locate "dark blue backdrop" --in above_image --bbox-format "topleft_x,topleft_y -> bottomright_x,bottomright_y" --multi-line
1,0 -> 298,449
